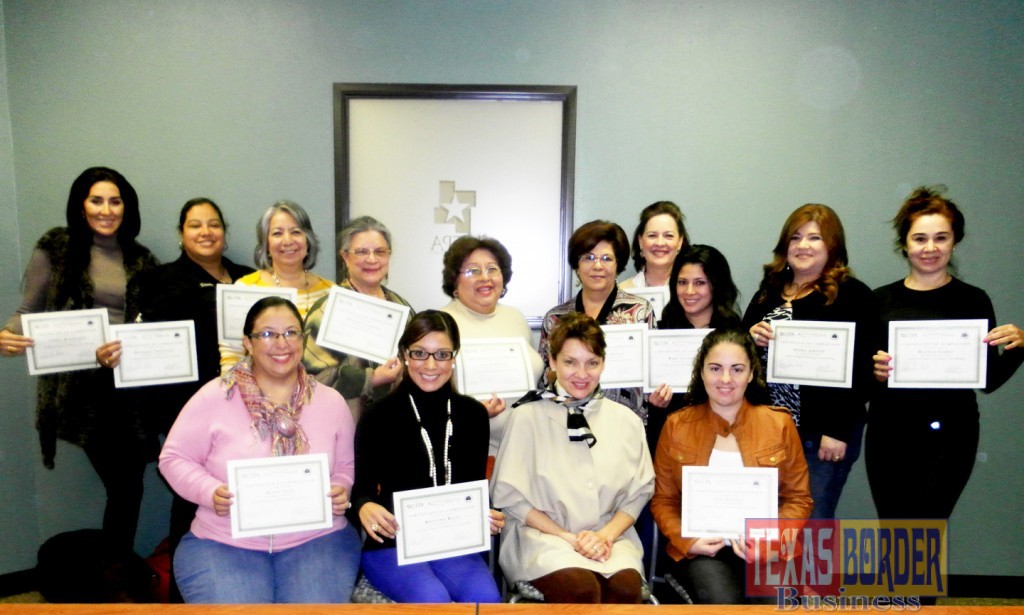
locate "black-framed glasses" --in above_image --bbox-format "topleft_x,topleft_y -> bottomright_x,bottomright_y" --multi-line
407,349 -> 456,362
248,330 -> 305,344
579,253 -> 615,264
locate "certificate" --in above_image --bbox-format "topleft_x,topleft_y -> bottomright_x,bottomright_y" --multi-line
315,286 -> 411,364
109,320 -> 199,388
227,453 -> 333,539
888,319 -> 988,389
681,466 -> 778,539
766,320 -> 855,388
21,309 -> 109,375
455,337 -> 536,400
216,285 -> 299,345
393,480 -> 490,566
600,324 -> 646,389
628,286 -> 670,320
643,329 -> 711,392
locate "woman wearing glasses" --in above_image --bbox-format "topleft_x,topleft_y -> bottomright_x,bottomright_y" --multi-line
304,216 -> 413,421
440,235 -> 545,453
160,297 -> 360,603
539,220 -> 671,425
350,310 -> 503,602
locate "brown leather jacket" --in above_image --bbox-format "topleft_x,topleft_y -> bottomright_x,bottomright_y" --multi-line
650,400 -> 813,561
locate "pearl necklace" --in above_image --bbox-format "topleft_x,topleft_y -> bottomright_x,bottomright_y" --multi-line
271,269 -> 308,293
408,394 -> 452,487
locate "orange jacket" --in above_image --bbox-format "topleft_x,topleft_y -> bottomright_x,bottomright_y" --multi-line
650,400 -> 813,561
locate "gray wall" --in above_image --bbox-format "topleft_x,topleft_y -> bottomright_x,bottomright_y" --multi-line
1,0 -> 1021,577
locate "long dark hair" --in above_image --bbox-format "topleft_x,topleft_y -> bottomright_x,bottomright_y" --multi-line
660,244 -> 740,329
397,310 -> 462,391
686,328 -> 768,406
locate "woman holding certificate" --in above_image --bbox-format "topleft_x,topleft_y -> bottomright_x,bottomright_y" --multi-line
492,312 -> 655,603
742,204 -> 875,519
304,216 -> 412,421
539,220 -> 670,429
219,200 -> 333,371
867,186 -> 1023,519
620,201 -> 689,290
159,297 -> 360,603
439,235 -> 544,452
350,310 -> 502,603
650,328 -> 811,604
1,166 -> 157,552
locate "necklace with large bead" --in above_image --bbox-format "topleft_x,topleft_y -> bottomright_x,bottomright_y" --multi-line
408,394 -> 452,487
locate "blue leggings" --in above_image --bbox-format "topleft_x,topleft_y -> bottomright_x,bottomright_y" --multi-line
361,548 -> 500,603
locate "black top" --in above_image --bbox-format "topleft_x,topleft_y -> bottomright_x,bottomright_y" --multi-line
741,276 -> 877,441
127,252 -> 254,434
869,277 -> 1024,424
350,378 -> 490,551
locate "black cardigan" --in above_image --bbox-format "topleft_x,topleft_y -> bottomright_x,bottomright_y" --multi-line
741,276 -> 877,442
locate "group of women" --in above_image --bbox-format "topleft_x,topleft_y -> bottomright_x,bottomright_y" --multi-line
2,167 -> 1021,604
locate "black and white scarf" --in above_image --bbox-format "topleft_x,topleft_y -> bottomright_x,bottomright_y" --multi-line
513,385 -> 603,448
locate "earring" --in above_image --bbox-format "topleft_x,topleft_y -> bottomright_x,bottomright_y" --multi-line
178,241 -> 183,250
404,360 -> 409,366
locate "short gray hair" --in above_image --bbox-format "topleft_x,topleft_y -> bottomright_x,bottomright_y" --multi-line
337,216 -> 393,280
253,200 -> 320,270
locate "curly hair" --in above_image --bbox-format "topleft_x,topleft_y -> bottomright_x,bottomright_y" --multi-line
892,185 -> 965,256
337,216 -> 393,281
754,204 -> 850,306
630,201 -> 689,272
686,328 -> 768,406
441,235 -> 513,298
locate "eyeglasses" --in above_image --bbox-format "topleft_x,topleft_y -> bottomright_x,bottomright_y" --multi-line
461,266 -> 502,279
248,330 -> 305,344
346,248 -> 391,259
579,253 -> 615,265
407,349 -> 456,362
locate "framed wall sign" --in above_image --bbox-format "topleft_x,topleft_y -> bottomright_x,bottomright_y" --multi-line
334,83 -> 577,325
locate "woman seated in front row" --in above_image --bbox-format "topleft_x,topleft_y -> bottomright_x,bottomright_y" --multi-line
650,328 -> 812,604
491,312 -> 654,603
350,310 -> 504,603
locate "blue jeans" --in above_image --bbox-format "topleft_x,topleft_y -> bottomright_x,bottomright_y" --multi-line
174,526 -> 361,603
361,548 -> 500,603
803,423 -> 865,519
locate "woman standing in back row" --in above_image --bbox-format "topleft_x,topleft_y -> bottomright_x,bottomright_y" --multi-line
868,186 -> 1022,519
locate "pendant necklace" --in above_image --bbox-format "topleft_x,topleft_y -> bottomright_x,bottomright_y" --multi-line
408,394 -> 452,487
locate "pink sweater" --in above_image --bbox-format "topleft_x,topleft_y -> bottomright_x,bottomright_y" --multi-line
159,378 -> 355,552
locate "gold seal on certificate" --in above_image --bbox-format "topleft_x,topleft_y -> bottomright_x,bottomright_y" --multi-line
766,320 -> 856,388
21,308 -> 110,375
216,285 -> 299,345
109,320 -> 199,388
681,466 -> 779,539
888,319 -> 988,389
455,337 -> 536,400
227,453 -> 333,539
643,328 -> 711,392
314,286 -> 411,364
600,324 -> 647,389
393,480 -> 491,566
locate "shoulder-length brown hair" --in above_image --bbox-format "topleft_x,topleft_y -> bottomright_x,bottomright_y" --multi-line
755,204 -> 850,306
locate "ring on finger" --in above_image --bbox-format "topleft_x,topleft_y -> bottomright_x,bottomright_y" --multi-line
371,522 -> 379,532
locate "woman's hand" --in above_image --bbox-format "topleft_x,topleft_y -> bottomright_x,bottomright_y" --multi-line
0,329 -> 33,357
212,484 -> 234,516
985,324 -> 1023,350
732,537 -> 754,563
95,340 -> 122,369
873,350 -> 892,382
483,394 -> 506,418
359,502 -> 398,543
750,321 -> 774,348
328,484 -> 352,516
574,529 -> 610,562
648,383 -> 673,408
489,509 -> 506,535
371,358 -> 402,387
818,435 -> 848,463
687,536 -> 727,558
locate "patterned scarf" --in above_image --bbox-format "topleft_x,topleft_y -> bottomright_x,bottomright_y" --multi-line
221,357 -> 314,456
513,384 -> 603,448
